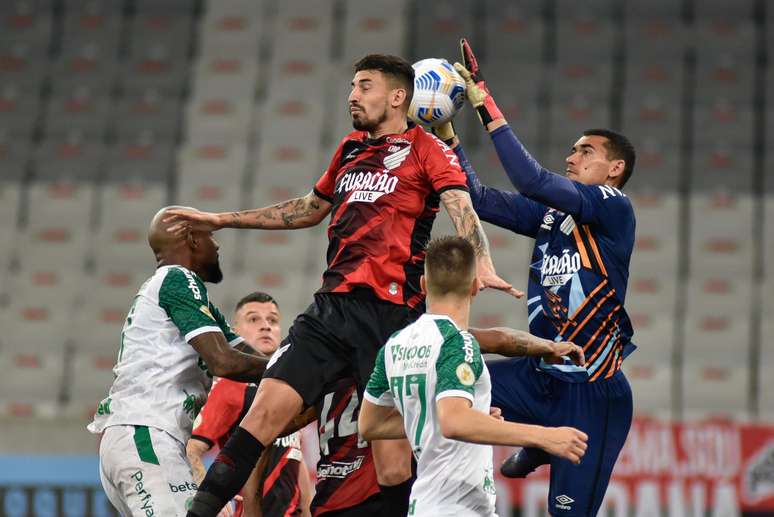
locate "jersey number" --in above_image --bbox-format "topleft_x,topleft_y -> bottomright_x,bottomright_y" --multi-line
390,374 -> 427,449
318,389 -> 365,455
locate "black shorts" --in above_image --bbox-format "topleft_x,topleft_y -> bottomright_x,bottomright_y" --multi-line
264,290 -> 421,406
317,494 -> 382,517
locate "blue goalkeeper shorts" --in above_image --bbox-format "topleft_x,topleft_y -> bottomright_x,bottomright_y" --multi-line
488,357 -> 633,517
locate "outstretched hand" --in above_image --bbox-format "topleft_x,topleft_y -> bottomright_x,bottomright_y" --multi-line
477,269 -> 525,299
163,208 -> 224,237
453,38 -> 504,128
542,341 -> 585,367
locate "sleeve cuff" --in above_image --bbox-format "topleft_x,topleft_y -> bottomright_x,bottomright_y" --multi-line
363,390 -> 395,407
437,184 -> 469,195
313,187 -> 333,203
436,390 -> 474,403
184,326 -> 224,343
189,435 -> 215,448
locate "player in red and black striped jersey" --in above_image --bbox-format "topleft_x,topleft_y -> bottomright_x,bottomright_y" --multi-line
312,378 -> 381,516
186,293 -> 311,517
174,54 -> 519,517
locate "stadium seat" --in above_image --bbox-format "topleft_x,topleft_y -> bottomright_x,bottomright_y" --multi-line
0,83 -> 41,139
690,143 -> 754,193
92,223 -> 154,272
693,101 -> 754,149
266,58 -> 328,98
623,358 -> 672,417
482,1 -> 544,63
764,195 -> 774,278
624,0 -> 682,19
694,52 -> 755,105
104,136 -> 174,184
692,19 -> 756,55
42,86 -> 111,138
33,133 -> 104,182
257,92 -> 326,146
621,95 -> 682,148
626,272 -> 678,320
0,40 -> 49,90
682,366 -> 750,418
252,141 -> 321,187
686,275 -> 752,318
71,303 -> 126,356
272,12 -> 334,63
84,268 -> 145,309
240,228 -> 312,275
111,90 -> 182,141
51,44 -> 118,93
0,351 -> 65,409
198,10 -> 262,58
0,302 -> 74,355
15,224 -> 90,270
120,52 -> 189,96
27,182 -> 94,230
128,13 -> 193,60
548,96 -> 611,149
0,182 -> 21,264
341,0 -> 408,62
688,192 -> 754,274
65,354 -> 115,416
758,319 -> 774,418
60,11 -> 122,56
191,56 -> 259,100
6,268 -> 85,307
414,0 -> 475,62
184,95 -> 253,143
683,314 -> 751,366
177,141 -> 248,185
555,17 -> 615,62
0,136 -> 30,183
99,183 -> 166,232
625,18 -> 687,59
624,62 -> 684,102
134,0 -> 196,14
549,62 -> 613,102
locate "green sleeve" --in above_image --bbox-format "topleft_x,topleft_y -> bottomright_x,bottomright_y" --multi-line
364,345 -> 394,406
434,320 -> 484,400
158,268 -> 221,342
209,303 -> 244,345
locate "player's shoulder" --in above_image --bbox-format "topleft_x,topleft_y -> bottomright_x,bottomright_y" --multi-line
578,183 -> 634,212
157,265 -> 209,303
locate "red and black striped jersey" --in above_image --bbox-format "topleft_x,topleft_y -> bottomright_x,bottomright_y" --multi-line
191,378 -> 303,516
313,124 -> 468,308
311,378 -> 380,516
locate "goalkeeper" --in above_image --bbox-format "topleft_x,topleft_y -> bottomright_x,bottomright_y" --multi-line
435,39 -> 638,517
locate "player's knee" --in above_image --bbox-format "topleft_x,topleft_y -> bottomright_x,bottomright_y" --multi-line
375,462 -> 412,485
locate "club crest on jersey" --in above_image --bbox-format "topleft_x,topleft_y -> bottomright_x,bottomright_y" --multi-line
336,169 -> 399,204
383,144 -> 411,170
541,249 -> 581,286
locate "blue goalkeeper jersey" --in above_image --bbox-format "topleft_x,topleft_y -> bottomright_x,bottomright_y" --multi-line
458,126 -> 636,383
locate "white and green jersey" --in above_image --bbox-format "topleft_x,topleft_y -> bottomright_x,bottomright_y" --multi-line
365,314 -> 497,517
88,265 -> 243,445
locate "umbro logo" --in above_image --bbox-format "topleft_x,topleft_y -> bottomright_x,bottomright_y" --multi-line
555,494 -> 574,510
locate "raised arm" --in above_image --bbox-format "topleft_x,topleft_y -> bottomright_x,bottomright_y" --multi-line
470,327 -> 584,365
164,191 -> 332,233
189,332 -> 268,382
440,188 -> 523,298
454,39 -> 583,216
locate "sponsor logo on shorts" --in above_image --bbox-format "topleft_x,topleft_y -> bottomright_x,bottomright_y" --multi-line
131,470 -> 156,516
317,456 -> 365,479
555,494 -> 574,510
169,481 -> 198,493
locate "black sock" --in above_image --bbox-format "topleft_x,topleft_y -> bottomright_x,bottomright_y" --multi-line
187,427 -> 265,517
378,476 -> 414,517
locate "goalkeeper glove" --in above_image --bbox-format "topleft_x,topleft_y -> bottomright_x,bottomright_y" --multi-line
454,38 -> 504,128
432,120 -> 457,146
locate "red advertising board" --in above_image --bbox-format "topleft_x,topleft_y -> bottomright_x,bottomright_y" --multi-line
493,417 -> 774,515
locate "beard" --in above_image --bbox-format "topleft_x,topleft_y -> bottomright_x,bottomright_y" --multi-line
203,259 -> 224,284
351,104 -> 388,132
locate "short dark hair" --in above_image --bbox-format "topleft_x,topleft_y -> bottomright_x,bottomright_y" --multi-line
583,129 -> 636,188
424,236 -> 476,298
234,291 -> 278,314
353,54 -> 414,106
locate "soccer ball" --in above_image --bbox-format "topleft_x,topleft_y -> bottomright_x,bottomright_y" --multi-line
408,58 -> 466,128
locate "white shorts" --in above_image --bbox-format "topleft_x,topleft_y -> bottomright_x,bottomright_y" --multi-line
99,425 -> 197,517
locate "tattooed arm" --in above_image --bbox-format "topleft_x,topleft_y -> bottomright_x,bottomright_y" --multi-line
164,191 -> 332,233
440,189 -> 523,298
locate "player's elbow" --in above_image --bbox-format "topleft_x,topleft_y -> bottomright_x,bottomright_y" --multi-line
357,409 -> 377,441
438,411 -> 465,441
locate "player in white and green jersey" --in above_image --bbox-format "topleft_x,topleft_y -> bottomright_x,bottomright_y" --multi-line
88,207 -> 269,517
360,236 -> 589,517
